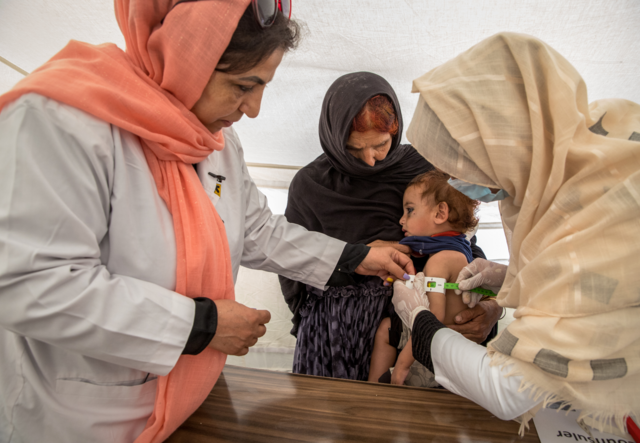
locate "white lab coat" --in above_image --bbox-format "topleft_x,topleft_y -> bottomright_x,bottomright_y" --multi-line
431,328 -> 539,421
0,94 -> 344,443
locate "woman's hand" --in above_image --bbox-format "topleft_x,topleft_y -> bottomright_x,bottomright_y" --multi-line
455,258 -> 507,307
448,299 -> 502,343
208,300 -> 271,356
367,240 -> 412,256
355,246 -> 416,280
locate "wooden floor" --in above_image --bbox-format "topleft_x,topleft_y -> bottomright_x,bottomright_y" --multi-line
167,365 -> 540,443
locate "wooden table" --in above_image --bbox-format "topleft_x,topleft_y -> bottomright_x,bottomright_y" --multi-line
168,365 -> 540,442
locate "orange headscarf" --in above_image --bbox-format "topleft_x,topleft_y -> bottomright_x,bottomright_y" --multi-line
0,0 -> 250,441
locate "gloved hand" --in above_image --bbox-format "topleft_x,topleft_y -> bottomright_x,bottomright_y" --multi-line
392,272 -> 429,328
455,258 -> 507,308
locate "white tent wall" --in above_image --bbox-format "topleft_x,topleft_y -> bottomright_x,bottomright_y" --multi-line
1,1 -> 638,372
236,1 -> 640,167
2,1 -> 639,158
0,61 -> 24,94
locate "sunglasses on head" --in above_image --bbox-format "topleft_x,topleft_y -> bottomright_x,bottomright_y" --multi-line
166,0 -> 291,28
252,0 -> 292,28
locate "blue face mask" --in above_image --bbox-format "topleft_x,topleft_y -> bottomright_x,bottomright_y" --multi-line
447,178 -> 509,202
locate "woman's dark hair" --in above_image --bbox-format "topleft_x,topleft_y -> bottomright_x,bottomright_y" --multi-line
216,5 -> 301,74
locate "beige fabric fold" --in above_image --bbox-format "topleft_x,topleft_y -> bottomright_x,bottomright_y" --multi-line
407,32 -> 640,435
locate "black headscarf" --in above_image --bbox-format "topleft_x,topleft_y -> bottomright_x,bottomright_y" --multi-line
284,72 -> 433,245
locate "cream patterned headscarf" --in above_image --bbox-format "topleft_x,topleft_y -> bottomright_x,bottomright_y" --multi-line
408,32 -> 640,435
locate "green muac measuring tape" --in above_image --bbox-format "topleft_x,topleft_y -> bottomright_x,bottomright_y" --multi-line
444,282 -> 496,297
422,277 -> 497,297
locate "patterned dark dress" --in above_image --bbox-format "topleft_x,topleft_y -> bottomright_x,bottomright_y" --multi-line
293,279 -> 391,380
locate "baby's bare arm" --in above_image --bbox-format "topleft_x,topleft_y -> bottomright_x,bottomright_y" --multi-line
426,292 -> 446,323
424,250 -> 469,325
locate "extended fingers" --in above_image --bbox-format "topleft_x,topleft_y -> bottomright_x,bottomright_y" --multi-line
456,265 -> 474,283
385,262 -> 407,281
392,279 -> 411,294
467,294 -> 479,308
393,250 -> 415,276
384,255 -> 413,281
462,291 -> 481,308
458,272 -> 485,291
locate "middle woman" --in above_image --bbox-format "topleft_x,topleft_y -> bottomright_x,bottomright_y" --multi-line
279,72 -> 485,380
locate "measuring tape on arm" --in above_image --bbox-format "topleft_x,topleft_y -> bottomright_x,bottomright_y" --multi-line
423,277 -> 497,297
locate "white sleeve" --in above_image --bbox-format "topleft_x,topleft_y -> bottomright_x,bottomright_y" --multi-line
431,328 -> 539,420
239,160 -> 345,290
0,96 -> 193,375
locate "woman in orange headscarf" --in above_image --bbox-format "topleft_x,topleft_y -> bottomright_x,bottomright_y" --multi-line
0,1 -> 414,442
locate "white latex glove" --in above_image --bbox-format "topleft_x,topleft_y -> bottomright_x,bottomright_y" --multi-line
455,258 -> 506,308
392,272 -> 429,328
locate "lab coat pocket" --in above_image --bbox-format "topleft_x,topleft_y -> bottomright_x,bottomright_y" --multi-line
55,376 -> 158,399
50,377 -> 157,442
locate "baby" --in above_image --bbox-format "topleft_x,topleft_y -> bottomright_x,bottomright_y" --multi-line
368,170 -> 479,386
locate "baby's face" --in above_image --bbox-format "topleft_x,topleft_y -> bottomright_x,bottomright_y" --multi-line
399,186 -> 440,237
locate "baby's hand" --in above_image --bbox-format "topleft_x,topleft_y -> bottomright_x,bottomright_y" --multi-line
391,339 -> 416,385
390,365 -> 411,386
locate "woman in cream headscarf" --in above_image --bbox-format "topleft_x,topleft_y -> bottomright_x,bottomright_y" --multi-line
392,32 -> 639,436
0,1 -> 414,442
